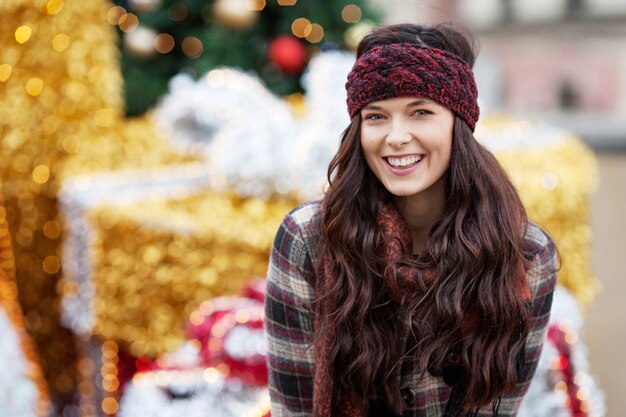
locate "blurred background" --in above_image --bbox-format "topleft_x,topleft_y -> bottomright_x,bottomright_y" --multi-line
0,0 -> 623,416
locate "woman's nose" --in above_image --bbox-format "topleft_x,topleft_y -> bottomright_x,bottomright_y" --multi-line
385,120 -> 412,147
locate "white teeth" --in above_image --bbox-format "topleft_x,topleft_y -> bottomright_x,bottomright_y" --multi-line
387,155 -> 422,168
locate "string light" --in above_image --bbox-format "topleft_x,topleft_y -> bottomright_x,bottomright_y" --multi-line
46,0 -> 64,15
181,36 -> 203,59
154,33 -> 175,54
118,13 -> 139,33
25,77 -> 44,96
291,17 -> 312,38
32,165 -> 50,184
52,33 -> 70,52
554,380 -> 567,393
0,64 -> 12,82
42,255 -> 61,274
43,220 -> 62,239
101,397 -> 119,415
277,0 -> 297,5
100,341 -> 121,415
305,23 -> 324,43
341,4 -> 362,23
246,0 -> 266,11
106,6 -> 126,25
14,25 -> 32,44
168,3 -> 188,22
576,387 -> 590,401
565,330 -> 579,345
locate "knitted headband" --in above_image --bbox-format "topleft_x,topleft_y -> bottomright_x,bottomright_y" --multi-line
345,43 -> 480,130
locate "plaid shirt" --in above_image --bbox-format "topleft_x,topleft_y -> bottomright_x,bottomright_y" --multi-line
264,199 -> 558,417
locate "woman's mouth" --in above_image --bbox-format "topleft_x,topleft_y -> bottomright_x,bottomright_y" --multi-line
383,154 -> 425,176
385,155 -> 423,168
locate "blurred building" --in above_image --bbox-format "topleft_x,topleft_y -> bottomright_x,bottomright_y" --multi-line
462,0 -> 626,150
370,0 -> 626,150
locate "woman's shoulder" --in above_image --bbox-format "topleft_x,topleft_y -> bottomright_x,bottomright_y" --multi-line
272,197 -> 323,262
523,220 -> 559,296
283,197 -> 323,236
523,221 -> 556,254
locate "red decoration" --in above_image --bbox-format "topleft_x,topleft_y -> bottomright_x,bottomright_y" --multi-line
242,277 -> 266,303
268,36 -> 307,74
186,281 -> 269,386
547,324 -> 587,417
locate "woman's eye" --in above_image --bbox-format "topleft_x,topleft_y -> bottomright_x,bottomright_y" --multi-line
364,113 -> 384,120
412,109 -> 432,116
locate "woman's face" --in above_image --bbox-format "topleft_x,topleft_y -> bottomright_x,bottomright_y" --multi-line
360,96 -> 454,199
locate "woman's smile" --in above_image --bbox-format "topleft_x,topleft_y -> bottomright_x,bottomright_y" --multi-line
383,153 -> 425,175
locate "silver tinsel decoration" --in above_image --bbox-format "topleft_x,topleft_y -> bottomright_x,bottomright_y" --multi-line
518,286 -> 606,417
118,369 -> 268,417
0,308 -> 39,417
152,51 -> 355,199
59,163 -> 213,335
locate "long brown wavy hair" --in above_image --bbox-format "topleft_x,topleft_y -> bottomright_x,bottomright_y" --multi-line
314,23 -> 534,414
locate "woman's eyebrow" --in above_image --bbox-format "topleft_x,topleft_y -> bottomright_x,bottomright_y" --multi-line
362,104 -> 383,110
362,99 -> 434,111
407,99 -> 434,107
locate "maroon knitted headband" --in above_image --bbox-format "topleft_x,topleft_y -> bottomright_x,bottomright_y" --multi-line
346,43 -> 480,130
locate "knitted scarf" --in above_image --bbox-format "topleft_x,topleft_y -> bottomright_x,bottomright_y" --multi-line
313,201 -> 531,417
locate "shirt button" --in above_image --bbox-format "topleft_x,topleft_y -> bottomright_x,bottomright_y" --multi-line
401,388 -> 414,404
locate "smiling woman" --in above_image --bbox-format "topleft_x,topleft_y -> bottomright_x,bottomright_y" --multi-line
265,23 -> 559,417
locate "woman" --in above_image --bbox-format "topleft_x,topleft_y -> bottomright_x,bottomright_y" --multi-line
264,23 -> 558,417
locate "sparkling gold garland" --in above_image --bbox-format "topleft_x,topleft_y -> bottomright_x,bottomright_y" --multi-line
0,0 -> 194,396
494,134 -> 599,306
58,115 -> 195,184
0,0 -> 123,395
0,199 -> 50,416
86,192 -> 297,357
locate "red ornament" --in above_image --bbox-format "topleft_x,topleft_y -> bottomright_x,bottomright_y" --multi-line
268,35 -> 307,74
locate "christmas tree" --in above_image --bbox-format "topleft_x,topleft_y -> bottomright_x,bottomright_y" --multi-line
112,0 -> 380,116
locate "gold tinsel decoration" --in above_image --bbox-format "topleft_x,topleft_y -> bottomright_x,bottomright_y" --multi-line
86,191 -> 297,357
0,198 -> 50,416
0,0 -> 122,395
494,132 -> 599,306
0,0 -> 194,397
479,114 -> 599,306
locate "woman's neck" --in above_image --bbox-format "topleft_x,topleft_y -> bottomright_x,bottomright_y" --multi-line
394,177 -> 446,254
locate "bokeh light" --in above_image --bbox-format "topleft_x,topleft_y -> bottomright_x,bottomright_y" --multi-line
52,33 -> 70,51
154,33 -> 175,54
341,4 -> 362,23
119,13 -> 139,33
15,25 -> 32,44
182,36 -> 203,59
106,6 -> 126,25
0,64 -> 12,82
246,0 -> 266,11
291,17 -> 312,38
26,78 -> 45,96
168,3 -> 188,22
305,23 -> 324,43
46,0 -> 65,15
